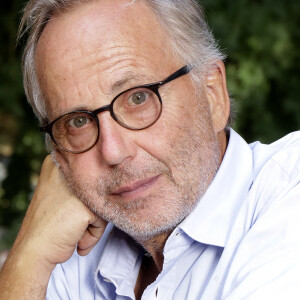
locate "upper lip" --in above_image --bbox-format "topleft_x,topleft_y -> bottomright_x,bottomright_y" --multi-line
111,175 -> 159,195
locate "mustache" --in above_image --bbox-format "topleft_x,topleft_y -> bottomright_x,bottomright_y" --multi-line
96,159 -> 171,195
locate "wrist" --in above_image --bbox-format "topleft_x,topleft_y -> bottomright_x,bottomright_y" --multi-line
13,236 -> 56,275
0,242 -> 54,300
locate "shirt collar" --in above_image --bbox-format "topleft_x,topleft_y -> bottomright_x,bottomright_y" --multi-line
179,129 -> 254,248
95,227 -> 142,299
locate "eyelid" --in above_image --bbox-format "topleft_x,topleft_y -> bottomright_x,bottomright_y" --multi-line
68,115 -> 91,127
50,107 -> 91,123
123,86 -> 151,96
118,88 -> 155,107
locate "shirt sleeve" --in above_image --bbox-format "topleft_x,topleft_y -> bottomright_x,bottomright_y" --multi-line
46,254 -> 80,300
45,223 -> 113,299
223,153 -> 300,299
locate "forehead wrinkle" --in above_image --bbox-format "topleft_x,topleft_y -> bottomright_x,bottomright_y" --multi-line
49,72 -> 146,120
101,65 -> 149,91
38,0 -> 175,122
67,45 -> 150,91
69,57 -> 81,98
68,45 -> 138,74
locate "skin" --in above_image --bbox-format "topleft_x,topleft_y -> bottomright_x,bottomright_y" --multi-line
0,156 -> 107,299
0,0 -> 230,299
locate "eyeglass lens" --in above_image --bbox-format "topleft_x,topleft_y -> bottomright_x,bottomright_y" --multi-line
51,87 -> 162,153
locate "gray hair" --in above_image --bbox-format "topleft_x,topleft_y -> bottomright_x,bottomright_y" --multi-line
18,0 -> 230,125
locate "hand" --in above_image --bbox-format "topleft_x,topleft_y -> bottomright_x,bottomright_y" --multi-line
0,155 -> 107,299
17,155 -> 107,267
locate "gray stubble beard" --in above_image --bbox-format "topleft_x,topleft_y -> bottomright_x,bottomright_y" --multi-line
56,100 -> 221,241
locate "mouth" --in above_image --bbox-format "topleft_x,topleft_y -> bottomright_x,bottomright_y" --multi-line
110,175 -> 161,200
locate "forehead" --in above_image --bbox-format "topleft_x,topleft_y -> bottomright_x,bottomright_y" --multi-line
35,0 -> 179,119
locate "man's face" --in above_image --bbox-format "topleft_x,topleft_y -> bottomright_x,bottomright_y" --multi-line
35,0 -> 223,241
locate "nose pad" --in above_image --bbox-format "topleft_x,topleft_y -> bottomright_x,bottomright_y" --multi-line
95,112 -> 136,166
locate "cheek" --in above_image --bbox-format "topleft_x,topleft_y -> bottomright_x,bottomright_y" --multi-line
133,117 -> 190,180
134,90 -> 217,182
137,94 -> 200,158
53,149 -> 100,183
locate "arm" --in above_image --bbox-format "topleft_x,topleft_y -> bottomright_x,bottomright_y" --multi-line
0,156 -> 107,299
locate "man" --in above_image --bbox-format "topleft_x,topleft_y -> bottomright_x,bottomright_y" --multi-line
0,0 -> 299,299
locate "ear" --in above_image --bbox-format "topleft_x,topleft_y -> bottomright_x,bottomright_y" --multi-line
205,60 -> 230,134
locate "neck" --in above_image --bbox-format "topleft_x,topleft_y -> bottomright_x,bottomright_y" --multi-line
218,129 -> 229,161
133,231 -> 171,300
136,231 -> 171,272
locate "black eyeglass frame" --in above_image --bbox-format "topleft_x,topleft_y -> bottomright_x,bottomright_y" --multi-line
40,64 -> 193,154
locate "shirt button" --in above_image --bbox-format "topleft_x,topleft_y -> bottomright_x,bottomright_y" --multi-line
155,287 -> 158,297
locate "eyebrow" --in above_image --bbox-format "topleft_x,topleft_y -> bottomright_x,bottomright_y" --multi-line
51,72 -> 151,120
110,72 -> 148,94
50,105 -> 90,121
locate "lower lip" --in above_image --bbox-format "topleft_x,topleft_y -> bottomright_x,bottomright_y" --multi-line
112,175 -> 161,201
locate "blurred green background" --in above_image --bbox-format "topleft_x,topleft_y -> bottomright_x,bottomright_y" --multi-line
0,0 -> 299,251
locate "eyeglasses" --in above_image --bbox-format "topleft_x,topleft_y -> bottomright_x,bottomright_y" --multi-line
40,64 -> 192,154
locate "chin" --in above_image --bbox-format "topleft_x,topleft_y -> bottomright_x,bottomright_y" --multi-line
83,192 -> 194,241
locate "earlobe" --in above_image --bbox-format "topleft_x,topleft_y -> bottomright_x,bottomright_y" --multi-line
205,60 -> 230,133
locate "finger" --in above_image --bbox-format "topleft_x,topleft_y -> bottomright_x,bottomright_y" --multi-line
89,217 -> 108,237
77,239 -> 95,256
77,229 -> 100,256
77,219 -> 107,256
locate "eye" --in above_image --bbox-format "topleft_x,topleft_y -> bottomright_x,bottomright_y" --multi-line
128,91 -> 148,105
69,115 -> 90,128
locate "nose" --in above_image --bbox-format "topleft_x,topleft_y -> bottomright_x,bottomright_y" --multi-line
95,112 -> 136,166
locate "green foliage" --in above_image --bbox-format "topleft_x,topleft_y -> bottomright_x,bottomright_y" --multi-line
203,0 -> 300,142
0,0 -> 46,251
0,0 -> 299,250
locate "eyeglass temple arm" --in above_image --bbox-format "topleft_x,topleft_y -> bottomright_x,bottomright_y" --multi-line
40,123 -> 50,132
159,64 -> 193,86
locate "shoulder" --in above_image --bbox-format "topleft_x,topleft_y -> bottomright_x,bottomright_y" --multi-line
250,131 -> 300,180
222,132 -> 300,298
244,131 -> 300,226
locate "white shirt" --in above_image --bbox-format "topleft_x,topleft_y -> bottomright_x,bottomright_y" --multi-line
47,129 -> 300,299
